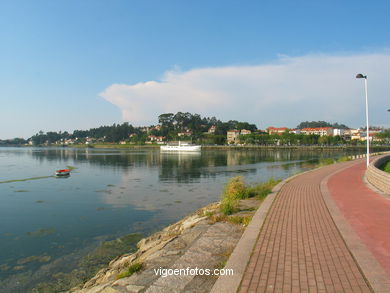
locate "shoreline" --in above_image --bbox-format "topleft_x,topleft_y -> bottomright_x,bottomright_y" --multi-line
67,177 -> 282,293
67,201 -> 256,293
3,144 -> 390,151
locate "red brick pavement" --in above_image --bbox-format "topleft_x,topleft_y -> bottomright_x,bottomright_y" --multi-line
239,163 -> 373,293
328,161 -> 390,276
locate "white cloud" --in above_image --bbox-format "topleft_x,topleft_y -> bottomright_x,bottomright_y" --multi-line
100,52 -> 390,128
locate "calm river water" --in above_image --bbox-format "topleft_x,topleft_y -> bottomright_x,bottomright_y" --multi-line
0,146 -> 362,291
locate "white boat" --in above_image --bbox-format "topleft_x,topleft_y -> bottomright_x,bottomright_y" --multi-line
160,142 -> 201,152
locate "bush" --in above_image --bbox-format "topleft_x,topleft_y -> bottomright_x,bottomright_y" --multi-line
220,198 -> 236,215
223,176 -> 248,200
220,176 -> 248,215
220,177 -> 280,215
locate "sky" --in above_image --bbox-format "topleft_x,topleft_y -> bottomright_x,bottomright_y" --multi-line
0,0 -> 389,139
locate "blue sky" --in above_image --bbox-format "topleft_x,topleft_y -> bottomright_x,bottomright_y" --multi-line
1,0 -> 389,139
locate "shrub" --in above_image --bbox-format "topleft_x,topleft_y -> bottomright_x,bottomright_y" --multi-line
223,176 -> 248,200
220,176 -> 248,215
220,197 -> 237,215
220,177 -> 280,215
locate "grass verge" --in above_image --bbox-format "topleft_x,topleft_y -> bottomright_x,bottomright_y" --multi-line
220,176 -> 280,215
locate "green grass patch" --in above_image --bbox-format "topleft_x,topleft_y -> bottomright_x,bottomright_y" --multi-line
227,215 -> 252,226
116,263 -> 142,279
336,156 -> 351,163
318,158 -> 335,166
220,176 -> 280,215
247,178 -> 281,199
381,161 -> 390,173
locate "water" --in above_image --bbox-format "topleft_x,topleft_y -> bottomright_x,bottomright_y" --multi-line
0,146 -> 360,291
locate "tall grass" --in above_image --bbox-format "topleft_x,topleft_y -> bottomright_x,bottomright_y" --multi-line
381,161 -> 390,173
220,176 -> 280,215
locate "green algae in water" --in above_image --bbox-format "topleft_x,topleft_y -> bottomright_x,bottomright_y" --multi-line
17,255 -> 51,265
0,175 -> 54,184
66,165 -> 77,170
27,228 -> 56,237
30,233 -> 143,293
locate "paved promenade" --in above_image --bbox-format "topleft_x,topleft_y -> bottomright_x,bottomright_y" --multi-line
327,161 -> 390,276
213,158 -> 390,293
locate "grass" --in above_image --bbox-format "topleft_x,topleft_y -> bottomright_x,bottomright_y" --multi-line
336,156 -> 351,163
116,263 -> 142,279
318,158 -> 335,166
317,156 -> 351,167
381,161 -> 390,173
227,215 -> 252,226
220,176 -> 280,215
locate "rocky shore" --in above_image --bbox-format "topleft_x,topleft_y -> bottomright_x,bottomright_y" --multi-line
68,198 -> 262,293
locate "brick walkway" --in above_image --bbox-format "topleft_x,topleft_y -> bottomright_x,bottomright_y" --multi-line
328,161 -> 390,276
239,163 -> 373,293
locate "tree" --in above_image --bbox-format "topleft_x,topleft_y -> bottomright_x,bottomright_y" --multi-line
158,113 -> 175,127
297,121 -> 349,129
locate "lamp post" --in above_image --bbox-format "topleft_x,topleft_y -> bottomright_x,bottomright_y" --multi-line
356,73 -> 369,167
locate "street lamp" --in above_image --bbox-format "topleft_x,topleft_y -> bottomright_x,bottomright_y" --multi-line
356,73 -> 370,167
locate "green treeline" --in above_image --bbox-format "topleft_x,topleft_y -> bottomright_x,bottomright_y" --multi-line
296,121 -> 349,129
2,112 -> 390,146
27,112 -> 258,145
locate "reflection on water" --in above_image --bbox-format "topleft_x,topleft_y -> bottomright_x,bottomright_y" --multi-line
0,146 -> 363,292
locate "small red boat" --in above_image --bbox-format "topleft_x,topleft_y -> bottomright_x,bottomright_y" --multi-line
55,169 -> 71,176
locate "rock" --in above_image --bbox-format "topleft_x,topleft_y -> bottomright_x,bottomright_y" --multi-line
125,284 -> 144,293
99,287 -> 121,293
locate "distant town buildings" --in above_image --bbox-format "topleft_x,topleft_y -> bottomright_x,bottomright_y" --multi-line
226,129 -> 252,144
208,125 -> 216,134
300,127 -> 334,136
266,127 -> 289,135
227,130 -> 241,144
177,130 -> 193,137
147,135 -> 166,142
289,129 -> 301,134
240,129 -> 252,135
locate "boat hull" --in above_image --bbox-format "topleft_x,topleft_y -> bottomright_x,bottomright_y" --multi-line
160,145 -> 201,152
55,169 -> 71,176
